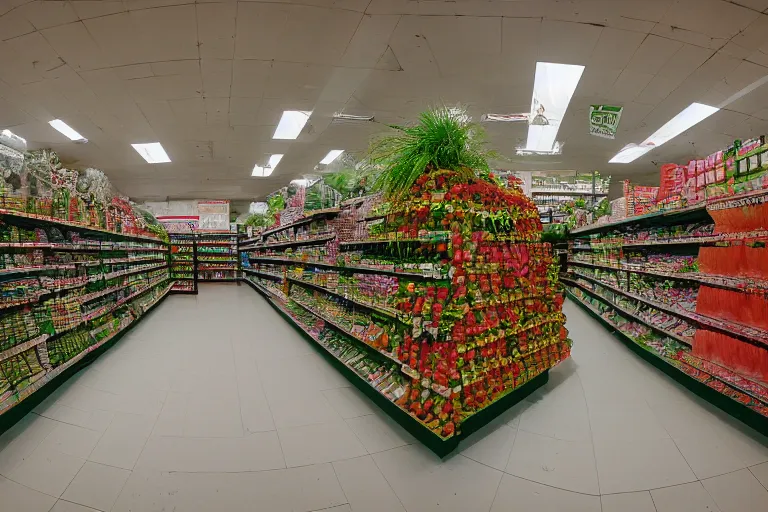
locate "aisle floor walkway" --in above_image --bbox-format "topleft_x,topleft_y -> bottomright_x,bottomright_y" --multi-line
1,283 -> 768,512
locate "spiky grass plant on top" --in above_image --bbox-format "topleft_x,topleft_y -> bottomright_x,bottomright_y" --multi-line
369,106 -> 495,200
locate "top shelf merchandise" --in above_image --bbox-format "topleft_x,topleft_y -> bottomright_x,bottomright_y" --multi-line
169,233 -> 197,294
241,169 -> 570,455
196,232 -> 239,281
565,184 -> 768,432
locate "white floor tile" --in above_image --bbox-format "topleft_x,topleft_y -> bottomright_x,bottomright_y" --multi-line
0,413 -> 58,475
588,400 -> 670,443
701,469 -> 768,512
267,389 -> 342,429
113,463 -> 346,512
332,456 -> 406,512
0,474 -> 57,511
673,428 -> 747,480
373,444 -> 502,512
345,412 -> 414,454
62,462 -> 130,511
506,430 -> 600,495
751,462 -> 768,489
50,500 -> 100,512
600,491 -> 656,512
323,387 -> 377,419
650,481 -> 723,512
135,431 -> 285,472
7,446 -> 86,497
593,437 -> 697,493
490,474 -> 601,512
518,383 -> 592,442
459,421 -> 517,471
35,405 -> 114,433
37,423 -> 101,459
88,412 -> 155,470
278,420 -> 367,467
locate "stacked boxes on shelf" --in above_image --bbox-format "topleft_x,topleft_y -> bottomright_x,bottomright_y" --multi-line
196,233 -> 239,281
169,233 -> 197,294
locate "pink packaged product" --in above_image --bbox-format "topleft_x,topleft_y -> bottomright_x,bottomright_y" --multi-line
681,160 -> 699,204
714,150 -> 726,182
705,153 -> 716,185
696,160 -> 706,189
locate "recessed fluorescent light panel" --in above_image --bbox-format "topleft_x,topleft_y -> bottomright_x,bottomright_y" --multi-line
49,119 -> 87,142
320,150 -> 344,165
332,113 -> 374,123
273,110 -> 312,139
252,154 -> 284,177
520,62 -> 585,154
481,113 -> 529,122
131,143 -> 171,164
609,102 -> 719,163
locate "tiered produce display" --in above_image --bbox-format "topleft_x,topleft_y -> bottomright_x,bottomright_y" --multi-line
241,108 -> 570,454
0,149 -> 171,427
565,182 -> 768,432
196,233 -> 238,281
169,233 -> 197,294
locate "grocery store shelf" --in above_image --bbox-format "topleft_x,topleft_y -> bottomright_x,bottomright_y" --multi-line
243,268 -> 284,280
0,334 -> 50,364
561,276 -> 694,346
248,208 -> 340,242
570,202 -> 709,236
0,209 -> 164,243
287,277 -> 401,321
531,189 -> 608,196
241,233 -> 336,251
248,256 -> 446,280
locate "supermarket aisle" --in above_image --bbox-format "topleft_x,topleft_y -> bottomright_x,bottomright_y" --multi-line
1,284 -> 768,512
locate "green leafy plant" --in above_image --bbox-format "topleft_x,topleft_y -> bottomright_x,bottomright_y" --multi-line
369,106 -> 495,200
243,213 -> 271,229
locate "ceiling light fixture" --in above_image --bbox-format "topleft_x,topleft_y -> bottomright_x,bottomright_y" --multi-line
520,62 -> 585,155
49,119 -> 87,142
481,113 -> 530,122
332,113 -> 374,123
609,102 -> 719,163
251,154 -> 284,177
273,110 -> 312,139
131,142 -> 171,163
320,150 -> 344,165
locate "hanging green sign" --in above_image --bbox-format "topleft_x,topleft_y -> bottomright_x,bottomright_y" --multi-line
589,105 -> 623,139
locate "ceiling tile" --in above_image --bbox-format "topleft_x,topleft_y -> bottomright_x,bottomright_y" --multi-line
150,59 -> 199,76
114,63 -> 154,80
0,6 -> 35,40
70,1 -> 126,19
663,0 -> 759,40
625,35 -> 683,75
340,14 -> 400,68
0,96 -> 34,127
19,0 -> 78,30
197,2 -> 236,60
40,22 -> 113,71
235,2 -> 362,64
125,73 -> 202,101
588,27 -> 646,70
538,19 -> 602,65
388,15 -> 440,76
607,69 -> 654,103
263,61 -> 334,101
169,97 -> 206,125
635,75 -> 680,106
201,59 -> 232,98
231,59 -> 271,98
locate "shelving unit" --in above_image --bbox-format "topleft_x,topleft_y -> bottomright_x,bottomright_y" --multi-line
239,169 -> 570,456
196,232 -> 239,282
564,190 -> 768,432
169,233 -> 197,294
0,210 -> 171,429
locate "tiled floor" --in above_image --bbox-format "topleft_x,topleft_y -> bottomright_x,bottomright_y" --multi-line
1,283 -> 767,512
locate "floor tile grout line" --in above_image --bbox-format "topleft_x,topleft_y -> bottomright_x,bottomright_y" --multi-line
370,453 -> 409,511
329,461 -> 352,509
748,466 -> 768,492
575,369 -> 602,496
647,489 -> 660,512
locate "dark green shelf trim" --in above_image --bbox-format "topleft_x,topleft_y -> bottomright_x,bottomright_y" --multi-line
566,291 -> 768,437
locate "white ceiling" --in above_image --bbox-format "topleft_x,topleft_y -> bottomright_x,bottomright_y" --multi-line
3,0 -> 768,201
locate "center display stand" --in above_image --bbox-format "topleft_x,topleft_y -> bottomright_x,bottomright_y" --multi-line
240,167 -> 571,456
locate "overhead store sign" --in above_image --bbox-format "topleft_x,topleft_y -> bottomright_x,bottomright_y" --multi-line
197,200 -> 230,231
589,105 -> 623,139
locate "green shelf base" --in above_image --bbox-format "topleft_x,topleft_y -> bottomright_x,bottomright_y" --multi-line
566,290 -> 768,436
0,289 -> 171,437
243,277 -> 549,457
